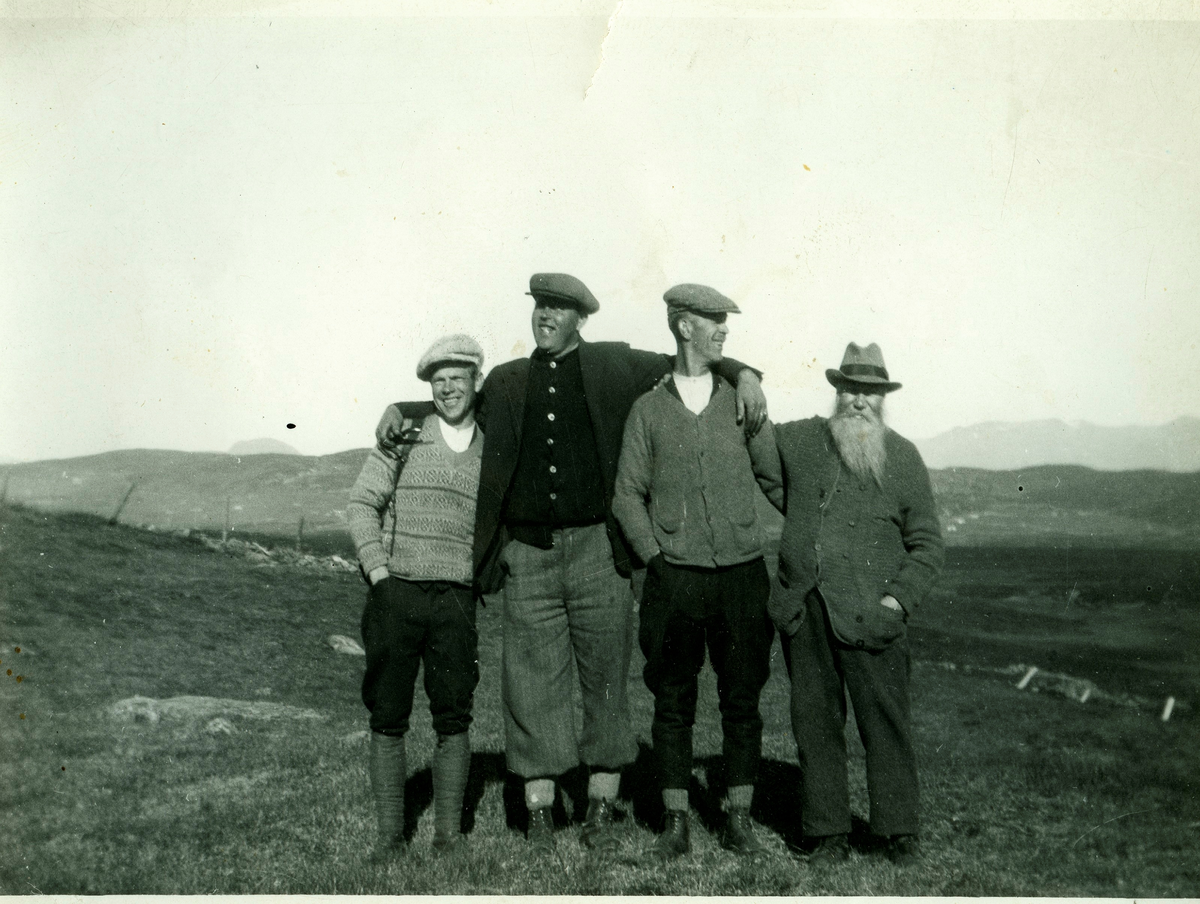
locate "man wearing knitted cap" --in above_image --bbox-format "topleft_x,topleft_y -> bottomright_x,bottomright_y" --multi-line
348,334 -> 486,861
612,284 -> 783,860
375,273 -> 768,853
767,343 -> 944,867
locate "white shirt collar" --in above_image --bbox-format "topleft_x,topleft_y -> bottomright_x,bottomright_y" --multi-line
673,372 -> 714,415
437,416 -> 475,453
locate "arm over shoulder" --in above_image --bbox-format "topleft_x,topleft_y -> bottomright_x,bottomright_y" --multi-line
612,343 -> 673,396
749,419 -> 784,512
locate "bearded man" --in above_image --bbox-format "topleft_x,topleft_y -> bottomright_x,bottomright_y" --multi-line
767,342 -> 943,867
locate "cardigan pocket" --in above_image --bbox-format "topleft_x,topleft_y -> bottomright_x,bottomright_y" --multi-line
652,497 -> 685,533
650,498 -> 686,557
728,510 -> 761,559
861,598 -> 907,650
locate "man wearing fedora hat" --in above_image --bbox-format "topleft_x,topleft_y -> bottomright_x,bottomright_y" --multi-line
347,334 -> 487,861
766,342 -> 943,867
374,274 -> 768,853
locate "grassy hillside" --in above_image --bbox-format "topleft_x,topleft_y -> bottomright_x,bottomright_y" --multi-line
4,451 -> 1200,550
2,504 -> 1197,895
0,449 -> 369,539
934,465 -> 1200,547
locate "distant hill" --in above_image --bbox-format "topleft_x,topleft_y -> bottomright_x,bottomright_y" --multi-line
3,448 -> 1199,548
929,465 -> 1200,548
915,417 -> 1200,472
0,448 -> 370,536
228,438 -> 301,456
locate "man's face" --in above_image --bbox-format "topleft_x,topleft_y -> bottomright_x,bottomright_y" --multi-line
429,364 -> 480,426
682,311 -> 729,365
531,299 -> 586,357
834,384 -> 886,424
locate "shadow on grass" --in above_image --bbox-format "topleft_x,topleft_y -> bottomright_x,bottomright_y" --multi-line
404,751 -> 588,839
405,743 -> 873,853
620,741 -> 818,841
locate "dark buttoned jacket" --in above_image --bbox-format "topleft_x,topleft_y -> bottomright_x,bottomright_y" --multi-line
769,416 -> 944,650
473,340 -> 675,592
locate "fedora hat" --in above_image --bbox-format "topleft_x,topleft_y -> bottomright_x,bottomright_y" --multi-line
825,342 -> 902,393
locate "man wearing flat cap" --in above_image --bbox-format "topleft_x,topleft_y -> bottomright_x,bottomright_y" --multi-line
347,334 -> 486,860
375,273 -> 768,852
612,284 -> 783,860
767,342 -> 943,867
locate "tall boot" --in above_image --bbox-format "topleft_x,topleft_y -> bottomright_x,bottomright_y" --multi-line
432,731 -> 471,852
368,731 -> 407,862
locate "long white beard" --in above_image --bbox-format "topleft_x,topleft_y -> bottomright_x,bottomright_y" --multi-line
829,408 -> 887,487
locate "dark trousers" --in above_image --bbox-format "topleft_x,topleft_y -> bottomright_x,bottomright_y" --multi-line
782,588 -> 918,838
361,577 -> 479,737
639,557 -> 774,791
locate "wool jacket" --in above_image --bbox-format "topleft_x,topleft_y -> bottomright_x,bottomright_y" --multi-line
769,416 -> 944,650
612,375 -> 782,569
346,414 -> 483,584
395,340 -> 759,595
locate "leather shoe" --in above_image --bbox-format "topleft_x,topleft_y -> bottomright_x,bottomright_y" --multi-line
526,806 -> 554,852
885,834 -> 921,866
580,797 -> 620,851
722,808 -> 765,856
808,833 -> 850,865
654,809 -> 690,860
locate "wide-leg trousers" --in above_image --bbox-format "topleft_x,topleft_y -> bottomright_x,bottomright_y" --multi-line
782,587 -> 919,838
500,522 -> 639,778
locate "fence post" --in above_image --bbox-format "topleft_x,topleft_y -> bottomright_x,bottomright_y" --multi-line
109,482 -> 137,525
223,496 -> 230,544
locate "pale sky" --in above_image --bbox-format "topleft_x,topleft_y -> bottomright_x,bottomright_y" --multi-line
3,1 -> 1198,461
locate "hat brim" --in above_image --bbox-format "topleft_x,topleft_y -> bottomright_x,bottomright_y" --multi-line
666,302 -> 741,316
418,356 -> 482,381
826,369 -> 902,393
526,291 -> 598,315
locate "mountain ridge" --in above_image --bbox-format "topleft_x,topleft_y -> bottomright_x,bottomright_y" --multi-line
913,416 -> 1200,472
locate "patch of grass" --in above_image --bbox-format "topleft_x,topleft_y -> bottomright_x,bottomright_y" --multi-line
2,504 -> 1198,894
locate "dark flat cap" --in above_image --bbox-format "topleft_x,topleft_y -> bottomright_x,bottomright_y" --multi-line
526,273 -> 600,314
663,283 -> 741,315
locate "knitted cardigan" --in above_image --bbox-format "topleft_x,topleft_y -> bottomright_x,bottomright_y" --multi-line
768,416 -> 944,650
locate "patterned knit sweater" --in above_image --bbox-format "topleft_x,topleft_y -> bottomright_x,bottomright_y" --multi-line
347,414 -> 483,584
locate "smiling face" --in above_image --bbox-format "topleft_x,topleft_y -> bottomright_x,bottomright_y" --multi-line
679,311 -> 729,367
429,364 -> 481,427
531,299 -> 586,357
